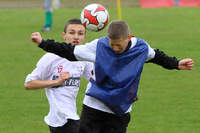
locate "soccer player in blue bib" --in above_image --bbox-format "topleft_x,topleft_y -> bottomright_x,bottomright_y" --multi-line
30,20 -> 194,133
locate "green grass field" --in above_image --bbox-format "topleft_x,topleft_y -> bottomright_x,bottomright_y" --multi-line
0,6 -> 200,133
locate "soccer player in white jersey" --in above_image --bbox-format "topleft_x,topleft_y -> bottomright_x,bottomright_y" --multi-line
30,20 -> 194,133
25,18 -> 93,133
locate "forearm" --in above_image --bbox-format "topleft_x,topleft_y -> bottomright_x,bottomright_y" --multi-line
147,49 -> 179,70
24,79 -> 60,90
39,39 -> 77,61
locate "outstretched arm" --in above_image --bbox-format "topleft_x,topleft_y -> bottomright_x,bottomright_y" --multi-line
24,72 -> 70,90
147,49 -> 194,70
30,32 -> 77,61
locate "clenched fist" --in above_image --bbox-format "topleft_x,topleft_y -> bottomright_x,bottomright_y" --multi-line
178,58 -> 194,70
56,72 -> 70,85
30,32 -> 43,46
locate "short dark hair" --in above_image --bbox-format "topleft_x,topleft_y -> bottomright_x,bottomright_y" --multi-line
108,20 -> 130,40
64,18 -> 83,32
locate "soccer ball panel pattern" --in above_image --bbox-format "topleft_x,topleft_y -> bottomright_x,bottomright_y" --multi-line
81,3 -> 109,32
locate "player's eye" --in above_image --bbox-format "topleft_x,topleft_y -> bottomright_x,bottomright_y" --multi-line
78,32 -> 84,35
69,32 -> 75,34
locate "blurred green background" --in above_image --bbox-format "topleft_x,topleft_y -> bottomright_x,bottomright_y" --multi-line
0,0 -> 200,133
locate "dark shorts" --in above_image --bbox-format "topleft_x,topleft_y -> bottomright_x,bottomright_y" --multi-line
79,104 -> 130,133
49,119 -> 80,133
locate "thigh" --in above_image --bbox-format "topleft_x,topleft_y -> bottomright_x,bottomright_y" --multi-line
102,113 -> 130,133
49,120 -> 79,133
79,105 -> 104,133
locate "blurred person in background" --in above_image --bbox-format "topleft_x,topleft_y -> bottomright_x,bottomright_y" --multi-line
42,0 -> 60,31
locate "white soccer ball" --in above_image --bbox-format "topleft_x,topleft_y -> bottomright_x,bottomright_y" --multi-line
81,3 -> 109,32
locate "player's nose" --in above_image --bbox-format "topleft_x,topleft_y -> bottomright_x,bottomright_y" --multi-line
74,33 -> 79,39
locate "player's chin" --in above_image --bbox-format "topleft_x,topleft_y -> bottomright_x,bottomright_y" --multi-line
114,51 -> 123,54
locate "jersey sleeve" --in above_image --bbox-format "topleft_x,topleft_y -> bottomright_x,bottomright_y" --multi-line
39,40 -> 77,61
81,62 -> 94,81
74,39 -> 98,62
131,37 -> 155,61
144,40 -> 156,61
146,49 -> 179,69
143,40 -> 179,69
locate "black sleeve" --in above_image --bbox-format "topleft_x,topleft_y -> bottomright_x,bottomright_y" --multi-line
146,49 -> 179,70
39,39 -> 77,61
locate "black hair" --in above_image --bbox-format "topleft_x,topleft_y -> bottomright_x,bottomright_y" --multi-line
64,18 -> 83,32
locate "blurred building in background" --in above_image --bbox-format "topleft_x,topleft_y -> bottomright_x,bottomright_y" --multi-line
0,0 -> 139,8
0,0 -> 199,9
140,0 -> 200,8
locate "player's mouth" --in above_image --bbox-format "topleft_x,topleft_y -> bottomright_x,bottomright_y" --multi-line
72,41 -> 79,45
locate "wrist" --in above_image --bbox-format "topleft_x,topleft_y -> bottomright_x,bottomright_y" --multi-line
177,60 -> 180,70
39,40 -> 45,48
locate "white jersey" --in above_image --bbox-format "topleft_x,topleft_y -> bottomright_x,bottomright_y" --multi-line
25,53 -> 93,127
74,37 -> 156,114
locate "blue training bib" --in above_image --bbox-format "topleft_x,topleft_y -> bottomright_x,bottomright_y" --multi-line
86,37 -> 148,115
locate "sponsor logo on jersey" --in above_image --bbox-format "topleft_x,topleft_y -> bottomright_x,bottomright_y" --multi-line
52,75 -> 80,88
57,65 -> 63,73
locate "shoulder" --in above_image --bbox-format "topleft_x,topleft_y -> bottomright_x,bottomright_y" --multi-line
130,37 -> 137,48
135,38 -> 148,45
134,38 -> 155,59
130,37 -> 149,48
36,53 -> 62,67
97,37 -> 109,45
86,39 -> 99,46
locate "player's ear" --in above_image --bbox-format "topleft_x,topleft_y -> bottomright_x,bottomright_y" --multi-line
62,32 -> 66,40
128,35 -> 132,41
